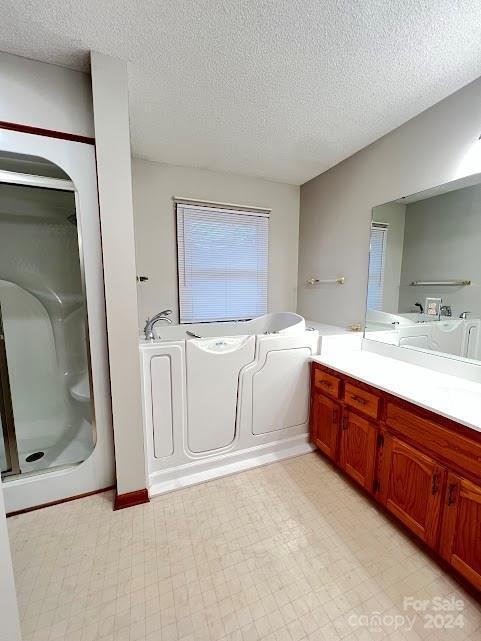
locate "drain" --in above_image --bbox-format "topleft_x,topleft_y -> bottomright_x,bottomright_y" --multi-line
25,451 -> 45,463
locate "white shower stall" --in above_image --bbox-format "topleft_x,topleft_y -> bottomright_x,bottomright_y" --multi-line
0,130 -> 114,513
0,184 -> 92,473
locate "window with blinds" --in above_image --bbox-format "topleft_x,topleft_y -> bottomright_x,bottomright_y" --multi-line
176,202 -> 269,323
367,222 -> 388,311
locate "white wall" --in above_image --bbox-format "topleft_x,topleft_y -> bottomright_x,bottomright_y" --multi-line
297,76 -> 481,327
132,159 -> 300,327
91,52 -> 146,497
372,202 -> 406,313
0,51 -> 94,137
0,482 -> 21,641
399,184 -> 481,318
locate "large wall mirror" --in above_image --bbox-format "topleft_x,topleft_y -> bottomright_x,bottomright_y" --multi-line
365,172 -> 481,364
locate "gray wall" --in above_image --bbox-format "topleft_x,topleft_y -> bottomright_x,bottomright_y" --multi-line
399,183 -> 481,318
132,159 -> 300,327
297,76 -> 481,327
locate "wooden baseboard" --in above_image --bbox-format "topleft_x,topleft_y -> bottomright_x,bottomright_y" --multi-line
6,485 -> 115,517
113,488 -> 149,510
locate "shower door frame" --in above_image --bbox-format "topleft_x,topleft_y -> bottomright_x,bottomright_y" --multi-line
0,168 -> 95,479
0,302 -> 20,476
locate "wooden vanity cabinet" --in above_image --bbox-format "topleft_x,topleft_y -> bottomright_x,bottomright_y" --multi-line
310,391 -> 340,461
378,434 -> 446,548
339,411 -> 377,492
440,474 -> 481,592
310,361 -> 481,594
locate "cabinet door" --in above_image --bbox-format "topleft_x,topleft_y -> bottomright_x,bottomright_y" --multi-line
310,392 -> 340,461
339,410 -> 377,492
440,474 -> 481,591
379,435 -> 446,547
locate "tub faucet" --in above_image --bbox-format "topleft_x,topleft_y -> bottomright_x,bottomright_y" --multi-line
144,309 -> 173,340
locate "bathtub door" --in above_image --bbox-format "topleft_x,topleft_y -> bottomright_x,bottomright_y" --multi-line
186,336 -> 255,453
252,347 -> 311,434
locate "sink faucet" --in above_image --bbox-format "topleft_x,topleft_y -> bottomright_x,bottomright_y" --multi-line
459,311 -> 471,319
144,309 -> 173,340
440,305 -> 452,317
414,302 -> 424,314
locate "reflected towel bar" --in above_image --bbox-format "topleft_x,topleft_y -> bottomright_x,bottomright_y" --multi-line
410,280 -> 471,286
306,277 -> 345,285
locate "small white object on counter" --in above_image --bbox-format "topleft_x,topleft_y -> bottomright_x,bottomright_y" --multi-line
312,350 -> 481,433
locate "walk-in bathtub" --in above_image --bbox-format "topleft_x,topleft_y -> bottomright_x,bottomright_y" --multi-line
140,312 -> 319,495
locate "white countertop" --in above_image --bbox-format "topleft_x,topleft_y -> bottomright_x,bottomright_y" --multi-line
312,350 -> 481,433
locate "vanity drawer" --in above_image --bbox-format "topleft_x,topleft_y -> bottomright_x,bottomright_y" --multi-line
344,383 -> 380,420
386,403 -> 481,481
313,368 -> 341,399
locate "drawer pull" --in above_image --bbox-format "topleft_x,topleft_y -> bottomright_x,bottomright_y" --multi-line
431,473 -> 439,495
350,394 -> 367,406
333,409 -> 339,423
342,416 -> 348,431
319,380 -> 333,388
447,483 -> 457,506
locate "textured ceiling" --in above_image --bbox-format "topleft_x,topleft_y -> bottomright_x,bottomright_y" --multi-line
2,1 -> 481,185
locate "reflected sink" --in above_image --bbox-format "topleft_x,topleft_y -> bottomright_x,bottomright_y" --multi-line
435,319 -> 464,332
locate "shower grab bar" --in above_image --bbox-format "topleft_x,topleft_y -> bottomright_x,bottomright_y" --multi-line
306,276 -> 345,285
410,280 -> 471,286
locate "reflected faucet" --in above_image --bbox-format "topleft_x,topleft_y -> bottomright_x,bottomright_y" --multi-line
414,302 -> 424,314
144,309 -> 173,340
440,305 -> 452,317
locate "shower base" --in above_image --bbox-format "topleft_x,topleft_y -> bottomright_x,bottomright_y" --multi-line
2,418 -> 93,475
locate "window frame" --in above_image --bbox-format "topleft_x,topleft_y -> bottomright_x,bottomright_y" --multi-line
175,200 -> 270,324
367,221 -> 388,312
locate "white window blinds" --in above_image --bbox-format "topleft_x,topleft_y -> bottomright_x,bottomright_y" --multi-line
367,222 -> 388,311
176,202 -> 269,323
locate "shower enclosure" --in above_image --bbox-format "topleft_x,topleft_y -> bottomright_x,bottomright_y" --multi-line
0,130 -> 114,515
0,165 -> 95,477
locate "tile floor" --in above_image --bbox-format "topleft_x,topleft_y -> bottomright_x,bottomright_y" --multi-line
7,452 -> 481,641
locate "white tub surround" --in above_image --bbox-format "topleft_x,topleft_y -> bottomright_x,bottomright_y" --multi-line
140,313 -> 319,495
312,350 -> 481,433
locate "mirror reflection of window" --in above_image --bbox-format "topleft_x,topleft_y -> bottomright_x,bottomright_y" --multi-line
365,172 -> 481,364
367,222 -> 388,311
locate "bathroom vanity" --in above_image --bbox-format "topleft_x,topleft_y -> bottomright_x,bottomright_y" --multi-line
310,352 -> 481,593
